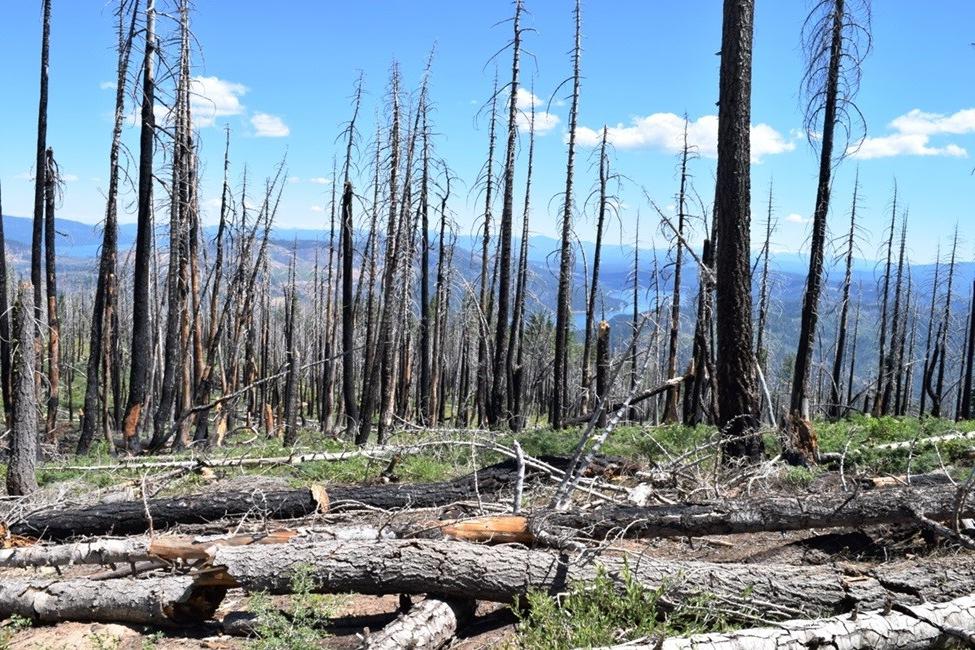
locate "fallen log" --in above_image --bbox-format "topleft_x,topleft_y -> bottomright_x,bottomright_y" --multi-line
858,471 -> 953,489
205,539 -> 975,619
8,455 -> 604,541
361,597 -> 473,649
0,527 -> 394,568
868,430 -> 975,451
596,595 -> 975,650
0,575 -> 224,625
530,483 -> 975,541
419,484 -> 975,544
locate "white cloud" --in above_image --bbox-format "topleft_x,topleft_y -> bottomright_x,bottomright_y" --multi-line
288,176 -> 301,184
61,173 -> 79,182
785,213 -> 809,224
516,88 -> 542,110
851,108 -> 974,159
518,110 -> 560,135
513,88 -> 560,135
576,113 -> 794,163
308,177 -> 332,185
251,112 -> 289,137
190,76 -> 248,128
99,81 -> 116,91
310,205 -> 325,213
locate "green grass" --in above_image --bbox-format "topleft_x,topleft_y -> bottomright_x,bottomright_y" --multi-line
249,564 -> 342,649
816,414 -> 975,475
512,563 -> 733,649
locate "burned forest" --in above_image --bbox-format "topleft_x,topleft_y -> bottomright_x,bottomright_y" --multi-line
1,0 -> 975,648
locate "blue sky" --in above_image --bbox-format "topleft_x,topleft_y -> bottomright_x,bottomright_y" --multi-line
1,1 -> 973,263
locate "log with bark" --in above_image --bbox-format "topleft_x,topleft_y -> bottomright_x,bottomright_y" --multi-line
0,575 -> 224,625
203,539 -> 975,619
417,483 -> 975,544
7,455 -> 625,541
598,595 -> 975,650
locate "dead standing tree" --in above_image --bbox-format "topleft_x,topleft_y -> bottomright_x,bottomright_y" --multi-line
580,127 -> 611,418
0,182 -> 11,424
827,173 -> 860,419
551,0 -> 582,429
78,0 -> 138,454
789,0 -> 871,462
121,0 -> 157,453
662,121 -> 693,424
489,0 -> 524,428
7,283 -> 38,497
714,0 -> 761,460
31,0 -> 52,345
43,148 -> 61,441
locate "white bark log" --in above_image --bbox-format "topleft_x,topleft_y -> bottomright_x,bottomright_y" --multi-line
592,595 -> 975,650
0,575 -> 222,624
361,597 -> 469,649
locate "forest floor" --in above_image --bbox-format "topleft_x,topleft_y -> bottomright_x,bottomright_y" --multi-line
1,414 -> 974,649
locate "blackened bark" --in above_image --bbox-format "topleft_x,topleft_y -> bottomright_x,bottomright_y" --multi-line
582,127 -> 609,417
962,280 -> 975,420
829,176 -> 859,419
490,1 -> 522,427
714,0 -> 761,459
43,148 -> 60,441
7,283 -> 38,496
789,0 -> 845,462
121,0 -> 156,452
551,0 -> 582,429
340,181 -> 359,431
0,182 -> 11,422
31,0 -> 52,336
78,0 -> 137,454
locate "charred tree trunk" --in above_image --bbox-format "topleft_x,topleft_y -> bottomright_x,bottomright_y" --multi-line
754,184 -> 774,374
663,123 -> 691,423
962,280 -> 975,420
282,260 -> 299,446
714,0 -> 761,459
477,75 -> 498,428
828,176 -> 859,419
789,0 -> 847,462
489,1 -> 523,428
0,183 -> 10,423
595,321 -> 610,428
78,0 -> 136,454
874,184 -> 898,415
7,283 -> 38,496
43,148 -> 60,441
551,0 -> 582,429
582,127 -> 609,418
121,0 -> 156,452
880,212 -> 909,414
31,0 -> 52,345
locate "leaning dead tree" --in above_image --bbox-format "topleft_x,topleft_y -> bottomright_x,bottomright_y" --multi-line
789,0 -> 871,462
